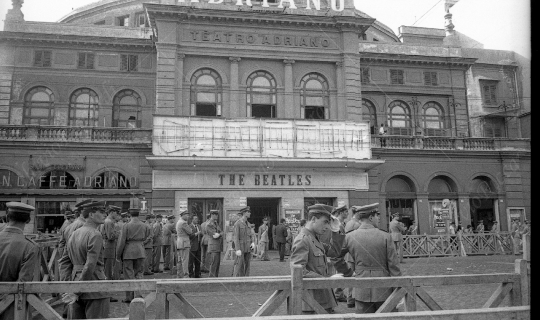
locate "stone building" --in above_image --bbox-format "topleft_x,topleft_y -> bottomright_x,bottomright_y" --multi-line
0,0 -> 529,239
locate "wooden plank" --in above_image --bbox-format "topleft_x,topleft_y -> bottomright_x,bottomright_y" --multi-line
144,291 -> 157,308
415,287 -> 443,311
167,292 -> 204,319
157,278 -> 290,293
23,279 -> 157,293
26,293 -> 63,320
0,283 -> 19,294
482,283 -> 513,308
403,286 -> 416,312
289,265 -> 303,315
13,292 -> 27,320
515,259 -> 529,306
129,298 -> 146,320
252,290 -> 290,317
154,292 -> 167,319
0,294 -> 14,314
375,288 -> 406,313
301,290 -> 327,314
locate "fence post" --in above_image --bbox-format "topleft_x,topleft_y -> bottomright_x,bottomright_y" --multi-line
515,259 -> 529,306
289,264 -> 303,315
129,298 -> 146,320
14,283 -> 27,320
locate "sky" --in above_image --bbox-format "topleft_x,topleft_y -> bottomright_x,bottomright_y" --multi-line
0,0 -> 531,57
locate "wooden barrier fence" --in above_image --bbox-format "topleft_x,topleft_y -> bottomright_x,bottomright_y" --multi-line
0,259 -> 529,320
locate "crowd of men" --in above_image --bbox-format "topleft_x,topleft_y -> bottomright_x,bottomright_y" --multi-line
0,200 -> 531,318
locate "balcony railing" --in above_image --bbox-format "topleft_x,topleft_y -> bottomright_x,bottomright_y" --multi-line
0,125 -> 152,144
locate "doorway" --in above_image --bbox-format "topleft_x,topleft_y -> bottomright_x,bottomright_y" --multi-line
188,198 -> 224,225
470,199 -> 495,231
247,198 -> 280,249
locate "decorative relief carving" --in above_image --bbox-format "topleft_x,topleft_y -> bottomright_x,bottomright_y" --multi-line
229,57 -> 242,63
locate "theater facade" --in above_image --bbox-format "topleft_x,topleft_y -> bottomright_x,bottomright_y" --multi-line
0,0 -> 530,238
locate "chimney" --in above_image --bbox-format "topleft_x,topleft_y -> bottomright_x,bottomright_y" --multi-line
5,0 -> 25,23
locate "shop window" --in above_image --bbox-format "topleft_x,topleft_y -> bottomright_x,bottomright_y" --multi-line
69,88 -> 99,126
387,100 -> 412,135
247,71 -> 276,118
429,199 -> 458,233
77,52 -> 95,69
480,80 -> 498,105
34,50 -> 52,68
35,201 -> 76,233
93,171 -> 131,189
112,89 -> 142,127
191,68 -> 222,117
300,73 -> 329,120
120,54 -> 138,72
188,198 -> 223,230
362,98 -> 377,134
23,86 -> 55,125
390,69 -> 404,85
361,67 -> 370,84
39,170 -> 77,189
422,102 -> 445,136
424,72 -> 438,86
386,199 -> 415,230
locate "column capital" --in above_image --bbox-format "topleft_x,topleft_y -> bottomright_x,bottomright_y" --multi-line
335,61 -> 344,68
283,59 -> 295,65
177,53 -> 186,60
229,57 -> 242,63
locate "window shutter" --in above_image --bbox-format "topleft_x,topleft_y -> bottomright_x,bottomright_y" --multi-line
43,51 -> 52,67
430,72 -> 437,86
129,55 -> 138,71
86,53 -> 94,69
120,54 -> 128,71
34,51 -> 43,66
391,70 -> 403,84
78,52 -> 86,68
483,85 -> 491,104
489,85 -> 497,104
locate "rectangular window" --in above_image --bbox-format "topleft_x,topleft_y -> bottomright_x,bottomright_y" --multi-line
34,50 -> 52,67
424,71 -> 438,86
304,106 -> 325,120
77,52 -> 95,69
120,54 -> 138,72
483,117 -> 505,137
117,15 -> 130,26
361,67 -> 370,84
390,69 -> 404,85
252,104 -> 276,118
481,81 -> 498,105
136,12 -> 149,27
196,103 -> 217,116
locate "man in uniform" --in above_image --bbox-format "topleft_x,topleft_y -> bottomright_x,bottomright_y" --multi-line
176,210 -> 192,278
257,217 -> 270,261
115,212 -> 128,279
116,208 -> 147,303
101,205 -> 121,284
334,203 -> 402,314
389,213 -> 406,263
290,204 -> 345,314
0,202 -> 38,320
205,210 -> 223,277
60,200 -> 111,319
161,215 -> 176,271
152,214 -> 163,273
511,219 -> 521,255
143,214 -> 155,275
274,218 -> 288,262
58,212 -> 74,258
200,213 -> 211,273
343,205 -> 363,307
233,206 -> 255,277
188,215 -> 203,278
321,205 -> 348,302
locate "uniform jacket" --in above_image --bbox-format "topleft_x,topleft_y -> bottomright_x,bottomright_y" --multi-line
0,226 -> 38,282
60,222 -> 110,299
233,218 -> 253,253
58,217 -> 86,281
176,217 -> 192,249
334,224 -> 402,302
274,223 -> 288,243
189,223 -> 202,251
205,220 -> 223,253
143,223 -> 154,249
201,220 -> 209,246
389,219 -> 406,242
59,219 -> 71,234
162,221 -> 176,246
344,218 -> 361,233
152,221 -> 163,246
290,227 -> 345,311
116,218 -> 147,260
101,217 -> 118,259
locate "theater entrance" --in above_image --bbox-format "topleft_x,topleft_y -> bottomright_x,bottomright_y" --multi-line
247,198 -> 280,249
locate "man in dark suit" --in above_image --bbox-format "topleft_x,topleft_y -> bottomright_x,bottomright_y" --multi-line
188,215 -> 202,278
275,218 -> 289,262
205,210 -> 223,277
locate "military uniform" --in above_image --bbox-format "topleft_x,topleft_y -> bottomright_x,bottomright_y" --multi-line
205,212 -> 223,277
101,216 -> 119,280
175,211 -> 192,278
289,204 -> 345,313
161,217 -> 176,271
389,215 -> 406,263
343,213 -> 363,306
60,201 -> 110,319
200,216 -> 210,272
188,221 -> 202,277
233,207 -> 254,277
0,202 -> 38,320
152,216 -> 163,273
116,208 -> 147,302
143,216 -> 155,275
57,212 -> 74,258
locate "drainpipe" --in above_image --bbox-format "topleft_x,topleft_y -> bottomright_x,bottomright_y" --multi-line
463,70 -> 471,137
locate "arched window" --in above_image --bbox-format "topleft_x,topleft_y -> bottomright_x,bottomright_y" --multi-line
69,88 -> 99,126
387,101 -> 412,135
247,71 -> 277,118
190,68 -> 222,117
23,86 -> 55,125
39,170 -> 76,189
93,170 -> 131,189
362,98 -> 377,134
113,89 -> 142,128
423,102 -> 445,136
300,73 -> 329,120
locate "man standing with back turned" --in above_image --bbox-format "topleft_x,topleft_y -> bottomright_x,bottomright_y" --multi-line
233,206 -> 255,276
275,218 -> 289,262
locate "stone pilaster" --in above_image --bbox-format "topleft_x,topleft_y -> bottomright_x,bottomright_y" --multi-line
335,61 -> 345,120
283,59 -> 295,118
176,53 -> 185,115
155,43 -> 178,115
229,57 -> 241,117
341,31 -> 362,121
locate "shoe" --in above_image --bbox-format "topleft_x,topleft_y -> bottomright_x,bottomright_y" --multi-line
110,298 -> 118,302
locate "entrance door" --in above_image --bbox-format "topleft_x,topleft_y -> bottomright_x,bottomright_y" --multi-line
188,198 -> 223,224
470,199 -> 495,231
247,198 -> 279,250
386,199 -> 415,230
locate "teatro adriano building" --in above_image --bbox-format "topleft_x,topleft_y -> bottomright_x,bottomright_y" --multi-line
0,0 -> 530,242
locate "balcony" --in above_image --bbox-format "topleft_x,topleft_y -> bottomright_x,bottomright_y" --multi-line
0,125 -> 152,144
152,116 -> 373,164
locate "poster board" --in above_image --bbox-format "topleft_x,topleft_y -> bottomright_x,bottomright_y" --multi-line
224,209 -> 241,260
284,209 -> 302,237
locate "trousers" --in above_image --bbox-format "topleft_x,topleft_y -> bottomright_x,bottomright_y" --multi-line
162,245 -> 171,269
207,252 -> 221,277
104,258 -> 115,280
233,252 -> 251,277
188,249 -> 201,277
69,298 -> 110,319
176,248 -> 190,278
144,248 -> 153,273
123,258 -> 144,301
201,244 -> 209,271
152,245 -> 162,272
277,242 -> 286,261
